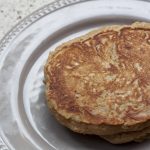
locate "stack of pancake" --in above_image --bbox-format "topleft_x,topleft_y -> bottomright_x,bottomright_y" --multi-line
44,22 -> 150,144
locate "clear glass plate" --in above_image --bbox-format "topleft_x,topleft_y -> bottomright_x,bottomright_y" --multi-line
0,0 -> 150,149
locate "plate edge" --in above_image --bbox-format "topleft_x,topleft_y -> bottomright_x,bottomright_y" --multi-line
0,0 -> 84,60
0,0 -> 85,149
0,136 -> 9,150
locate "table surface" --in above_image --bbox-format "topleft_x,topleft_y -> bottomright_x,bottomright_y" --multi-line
0,0 -> 55,40
0,0 -> 150,41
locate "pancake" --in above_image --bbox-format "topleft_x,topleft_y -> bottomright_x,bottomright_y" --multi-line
44,22 -> 150,138
101,126 -> 150,144
50,106 -> 150,144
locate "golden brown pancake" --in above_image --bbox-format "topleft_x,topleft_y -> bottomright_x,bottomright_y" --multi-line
44,22 -> 150,140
